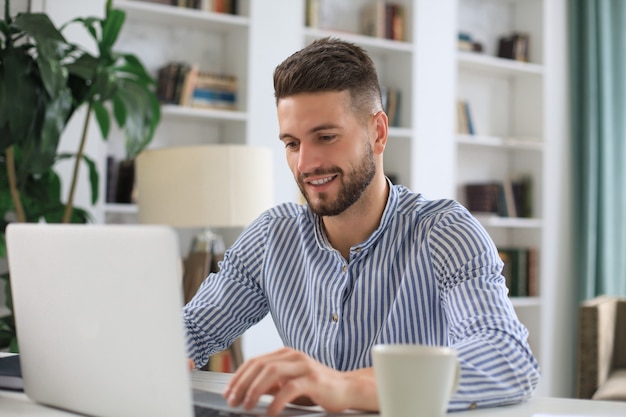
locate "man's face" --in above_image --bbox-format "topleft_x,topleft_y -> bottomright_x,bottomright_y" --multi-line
278,91 -> 376,217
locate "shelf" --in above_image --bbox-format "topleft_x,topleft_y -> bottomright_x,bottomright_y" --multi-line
510,297 -> 541,308
116,0 -> 249,31
161,104 -> 248,122
388,127 -> 413,139
457,51 -> 544,77
105,203 -> 138,214
473,214 -> 542,229
456,134 -> 544,151
304,27 -> 413,55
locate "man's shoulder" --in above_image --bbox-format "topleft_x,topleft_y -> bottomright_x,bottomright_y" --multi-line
394,185 -> 467,218
261,201 -> 310,222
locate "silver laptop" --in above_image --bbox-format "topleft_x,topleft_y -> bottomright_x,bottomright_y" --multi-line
6,223 -> 322,417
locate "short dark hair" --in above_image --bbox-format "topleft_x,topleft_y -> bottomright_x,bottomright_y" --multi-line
273,37 -> 383,121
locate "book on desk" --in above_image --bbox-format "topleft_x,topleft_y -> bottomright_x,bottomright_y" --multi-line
0,354 -> 23,391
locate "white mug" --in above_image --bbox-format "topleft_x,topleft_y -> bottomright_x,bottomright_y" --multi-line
372,344 -> 460,417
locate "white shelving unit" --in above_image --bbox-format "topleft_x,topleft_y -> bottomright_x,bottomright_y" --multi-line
455,0 -> 567,397
105,0 -> 251,219
103,0 -> 303,226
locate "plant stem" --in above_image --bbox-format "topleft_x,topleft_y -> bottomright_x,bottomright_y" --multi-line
5,147 -> 26,222
62,103 -> 92,223
4,0 -> 9,25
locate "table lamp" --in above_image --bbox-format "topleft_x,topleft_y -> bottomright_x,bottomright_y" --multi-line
135,144 -> 274,371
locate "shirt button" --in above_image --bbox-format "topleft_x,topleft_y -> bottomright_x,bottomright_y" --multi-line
342,265 -> 347,272
469,402 -> 477,410
331,313 -> 339,322
355,247 -> 361,252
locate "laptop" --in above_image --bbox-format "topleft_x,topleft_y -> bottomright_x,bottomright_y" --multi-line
5,223 -> 323,417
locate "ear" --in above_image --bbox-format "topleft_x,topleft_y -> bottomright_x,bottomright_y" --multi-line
372,111 -> 388,155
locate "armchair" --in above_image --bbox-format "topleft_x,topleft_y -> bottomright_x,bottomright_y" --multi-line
576,295 -> 626,400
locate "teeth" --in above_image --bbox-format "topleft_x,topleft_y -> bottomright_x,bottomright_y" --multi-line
310,176 -> 334,185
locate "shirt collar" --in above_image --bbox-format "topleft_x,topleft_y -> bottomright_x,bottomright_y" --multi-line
309,178 -> 399,252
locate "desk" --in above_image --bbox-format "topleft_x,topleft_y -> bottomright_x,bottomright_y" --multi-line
2,372 -> 626,416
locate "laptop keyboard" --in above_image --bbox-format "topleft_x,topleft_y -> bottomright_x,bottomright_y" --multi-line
194,404 -> 260,417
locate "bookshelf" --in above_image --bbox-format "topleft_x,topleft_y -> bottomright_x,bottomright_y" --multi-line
98,0 -> 303,223
455,0 -> 568,397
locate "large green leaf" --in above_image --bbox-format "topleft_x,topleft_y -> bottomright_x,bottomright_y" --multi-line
0,48 -> 39,150
100,9 -> 125,54
118,53 -> 155,85
63,17 -> 99,46
0,73 -> 7,141
82,154 -> 100,205
33,38 -> 70,98
56,152 -> 100,206
92,67 -> 120,102
112,94 -> 126,126
65,52 -> 98,81
13,13 -> 66,43
93,101 -> 110,139
116,81 -> 159,158
35,88 -> 73,172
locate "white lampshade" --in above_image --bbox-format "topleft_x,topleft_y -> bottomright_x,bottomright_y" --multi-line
136,144 -> 274,228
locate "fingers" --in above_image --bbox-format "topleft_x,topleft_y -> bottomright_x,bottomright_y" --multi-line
188,358 -> 195,371
266,377 -> 312,416
224,348 -> 310,413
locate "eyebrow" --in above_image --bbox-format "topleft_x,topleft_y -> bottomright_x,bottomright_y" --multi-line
279,124 -> 343,141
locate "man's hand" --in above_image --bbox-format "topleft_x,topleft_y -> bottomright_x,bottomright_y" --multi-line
223,347 -> 378,416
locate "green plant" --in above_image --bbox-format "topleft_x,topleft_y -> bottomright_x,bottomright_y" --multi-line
0,0 -> 161,351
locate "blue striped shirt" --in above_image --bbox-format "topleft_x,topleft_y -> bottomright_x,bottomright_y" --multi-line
183,184 -> 540,410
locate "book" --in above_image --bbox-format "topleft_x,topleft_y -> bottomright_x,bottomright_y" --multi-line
115,159 -> 136,204
502,179 -> 518,218
383,87 -> 400,127
305,0 -> 320,28
360,2 -> 405,41
359,0 -> 385,38
457,99 -> 469,134
498,247 -> 528,297
179,64 -> 199,106
0,354 -> 23,391
463,100 -> 475,135
156,62 -> 178,102
189,72 -> 237,110
527,247 -> 539,296
497,32 -> 531,62
455,99 -> 475,135
457,32 -> 474,51
464,182 -> 501,214
105,156 -> 119,204
390,4 -> 405,41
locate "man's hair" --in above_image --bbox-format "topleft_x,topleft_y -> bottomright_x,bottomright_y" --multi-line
273,37 -> 383,122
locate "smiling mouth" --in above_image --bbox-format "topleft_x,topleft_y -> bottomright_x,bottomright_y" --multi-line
308,175 -> 337,186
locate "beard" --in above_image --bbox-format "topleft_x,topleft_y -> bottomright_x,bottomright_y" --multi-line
298,142 -> 376,217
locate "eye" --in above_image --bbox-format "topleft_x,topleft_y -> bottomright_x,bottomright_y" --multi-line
319,134 -> 336,142
283,140 -> 299,150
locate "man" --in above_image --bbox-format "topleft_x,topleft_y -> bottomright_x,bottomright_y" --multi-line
183,37 -> 540,415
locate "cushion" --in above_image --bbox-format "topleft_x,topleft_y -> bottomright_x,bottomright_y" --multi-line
592,369 -> 626,401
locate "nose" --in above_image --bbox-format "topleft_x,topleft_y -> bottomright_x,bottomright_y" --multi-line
296,141 -> 323,174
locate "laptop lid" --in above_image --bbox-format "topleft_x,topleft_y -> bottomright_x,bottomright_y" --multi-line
6,223 -> 194,417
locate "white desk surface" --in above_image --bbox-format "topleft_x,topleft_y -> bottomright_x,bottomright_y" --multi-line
1,371 -> 626,416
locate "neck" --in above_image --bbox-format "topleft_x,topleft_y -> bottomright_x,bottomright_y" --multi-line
322,175 -> 389,260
